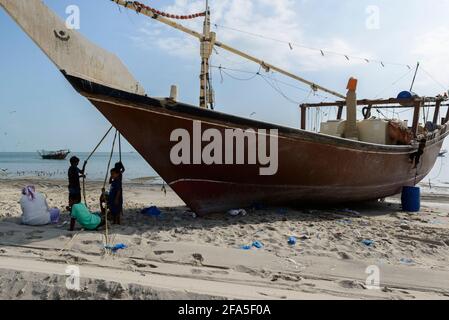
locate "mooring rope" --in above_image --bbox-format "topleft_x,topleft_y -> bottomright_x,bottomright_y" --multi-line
102,130 -> 119,250
82,126 -> 114,206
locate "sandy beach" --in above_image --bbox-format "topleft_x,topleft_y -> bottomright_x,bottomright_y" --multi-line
0,178 -> 449,300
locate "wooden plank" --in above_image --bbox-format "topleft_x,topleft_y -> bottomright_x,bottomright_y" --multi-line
337,106 -> 344,120
411,101 -> 422,136
300,105 -> 307,130
432,100 -> 441,125
446,105 -> 449,124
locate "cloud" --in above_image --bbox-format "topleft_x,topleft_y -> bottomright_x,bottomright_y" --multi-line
130,0 -> 372,73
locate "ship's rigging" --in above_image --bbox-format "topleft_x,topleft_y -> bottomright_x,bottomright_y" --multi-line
112,0 -> 448,131
112,0 -> 347,109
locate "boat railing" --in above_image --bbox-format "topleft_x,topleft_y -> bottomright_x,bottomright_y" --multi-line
300,96 -> 449,138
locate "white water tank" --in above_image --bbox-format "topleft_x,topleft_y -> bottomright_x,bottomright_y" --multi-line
357,119 -> 390,145
320,120 -> 346,137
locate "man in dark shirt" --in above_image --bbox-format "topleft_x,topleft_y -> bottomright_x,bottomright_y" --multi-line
108,167 -> 123,225
67,156 -> 85,211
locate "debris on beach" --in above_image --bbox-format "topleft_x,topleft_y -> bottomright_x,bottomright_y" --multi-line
361,239 -> 374,247
141,206 -> 162,217
105,243 -> 128,253
241,241 -> 264,250
399,258 -> 415,266
227,209 -> 247,216
252,241 -> 263,249
288,236 -> 297,246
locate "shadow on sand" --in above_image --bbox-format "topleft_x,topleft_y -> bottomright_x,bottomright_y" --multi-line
0,199 -> 403,249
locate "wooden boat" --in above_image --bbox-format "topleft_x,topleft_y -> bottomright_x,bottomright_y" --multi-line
38,149 -> 70,160
2,0 -> 448,214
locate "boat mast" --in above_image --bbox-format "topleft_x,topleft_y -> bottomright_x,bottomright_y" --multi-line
200,0 -> 215,109
112,0 -> 346,101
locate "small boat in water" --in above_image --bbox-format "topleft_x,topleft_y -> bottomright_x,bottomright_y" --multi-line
439,150 -> 447,157
38,150 -> 70,160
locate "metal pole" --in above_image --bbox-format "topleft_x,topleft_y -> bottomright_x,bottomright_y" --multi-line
199,0 -> 212,109
410,62 -> 420,92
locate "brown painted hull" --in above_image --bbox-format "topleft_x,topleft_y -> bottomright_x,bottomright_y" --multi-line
66,75 -> 447,214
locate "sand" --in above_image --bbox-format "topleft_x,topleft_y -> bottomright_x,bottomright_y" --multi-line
1,178 -> 449,300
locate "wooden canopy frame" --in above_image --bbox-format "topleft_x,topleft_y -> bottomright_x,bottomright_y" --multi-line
300,96 -> 449,137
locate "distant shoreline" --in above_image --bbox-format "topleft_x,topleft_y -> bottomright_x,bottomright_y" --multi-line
0,176 -> 164,186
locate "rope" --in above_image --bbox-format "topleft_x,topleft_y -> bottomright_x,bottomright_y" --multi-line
373,68 -> 413,99
82,126 -> 114,205
118,133 -> 122,163
103,130 -> 119,250
420,66 -> 448,91
128,1 -> 206,20
211,65 -> 332,101
214,23 -> 412,69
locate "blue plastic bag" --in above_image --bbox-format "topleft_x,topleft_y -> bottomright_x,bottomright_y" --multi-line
141,206 -> 161,217
252,241 -> 263,249
105,243 -> 128,253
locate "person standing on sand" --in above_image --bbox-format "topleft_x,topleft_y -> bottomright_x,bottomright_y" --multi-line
108,167 -> 123,225
20,185 -> 60,226
67,156 -> 85,211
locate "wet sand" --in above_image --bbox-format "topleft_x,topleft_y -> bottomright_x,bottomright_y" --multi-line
1,178 -> 449,299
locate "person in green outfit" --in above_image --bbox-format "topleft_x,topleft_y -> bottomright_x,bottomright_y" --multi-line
69,203 -> 104,231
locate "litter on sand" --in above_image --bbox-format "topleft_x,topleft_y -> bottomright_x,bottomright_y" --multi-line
399,258 -> 415,265
241,241 -> 264,250
228,209 -> 247,216
361,239 -> 374,247
252,241 -> 263,249
105,243 -> 128,253
141,206 -> 162,217
288,236 -> 297,245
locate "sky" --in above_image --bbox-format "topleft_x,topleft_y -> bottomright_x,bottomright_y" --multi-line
1,0 -> 449,152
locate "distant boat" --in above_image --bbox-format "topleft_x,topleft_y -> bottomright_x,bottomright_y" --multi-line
439,149 -> 447,157
38,149 -> 70,160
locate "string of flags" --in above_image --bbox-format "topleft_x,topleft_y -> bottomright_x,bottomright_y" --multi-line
123,1 -> 206,20
213,24 -> 412,69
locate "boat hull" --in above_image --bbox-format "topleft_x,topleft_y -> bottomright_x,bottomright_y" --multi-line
66,75 -> 447,214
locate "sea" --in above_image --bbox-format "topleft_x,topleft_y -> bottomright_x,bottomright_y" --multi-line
0,152 -> 160,183
0,152 -> 448,187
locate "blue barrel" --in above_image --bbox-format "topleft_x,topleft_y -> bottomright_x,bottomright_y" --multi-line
401,186 -> 421,212
397,91 -> 413,100
397,91 -> 414,107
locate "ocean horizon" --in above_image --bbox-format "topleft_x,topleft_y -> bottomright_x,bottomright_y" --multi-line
0,151 -> 161,183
